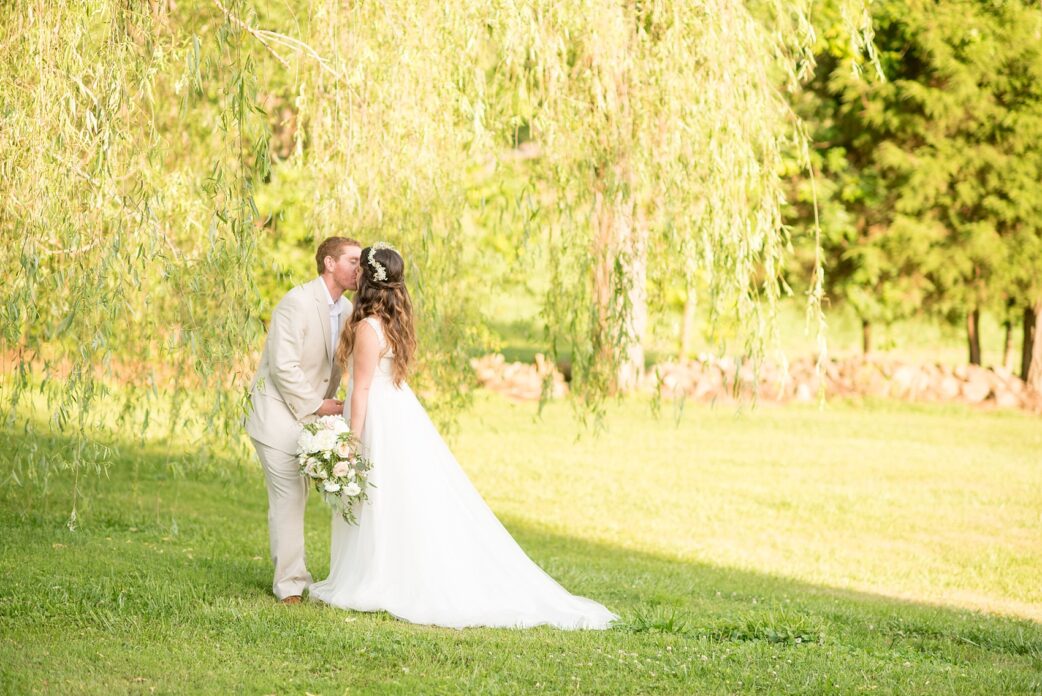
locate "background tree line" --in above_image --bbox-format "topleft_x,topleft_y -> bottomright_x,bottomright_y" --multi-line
785,0 -> 1042,390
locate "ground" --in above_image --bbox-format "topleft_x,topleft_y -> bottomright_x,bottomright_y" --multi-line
1,393 -> 1040,694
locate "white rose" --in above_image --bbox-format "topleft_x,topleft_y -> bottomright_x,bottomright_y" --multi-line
332,418 -> 350,434
314,429 -> 338,452
335,440 -> 352,459
320,416 -> 338,430
304,458 -> 319,477
297,432 -> 315,454
307,432 -> 327,454
343,482 -> 361,497
323,480 -> 341,493
332,460 -> 350,478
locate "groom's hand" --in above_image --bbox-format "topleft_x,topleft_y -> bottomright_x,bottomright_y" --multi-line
315,399 -> 344,416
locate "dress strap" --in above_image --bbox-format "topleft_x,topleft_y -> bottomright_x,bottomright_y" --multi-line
363,316 -> 388,351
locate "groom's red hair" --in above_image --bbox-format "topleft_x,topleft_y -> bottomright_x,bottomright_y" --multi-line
315,236 -> 361,274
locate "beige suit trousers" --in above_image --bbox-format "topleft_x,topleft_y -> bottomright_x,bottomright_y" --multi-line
252,437 -> 313,599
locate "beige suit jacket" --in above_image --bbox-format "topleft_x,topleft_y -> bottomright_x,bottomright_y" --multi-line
245,277 -> 349,454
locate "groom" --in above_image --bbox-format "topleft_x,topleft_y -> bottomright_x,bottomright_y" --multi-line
246,236 -> 361,604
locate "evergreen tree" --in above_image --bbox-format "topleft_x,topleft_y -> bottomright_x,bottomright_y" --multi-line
794,0 -> 1042,364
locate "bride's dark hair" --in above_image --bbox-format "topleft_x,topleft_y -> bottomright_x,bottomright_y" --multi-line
335,245 -> 416,386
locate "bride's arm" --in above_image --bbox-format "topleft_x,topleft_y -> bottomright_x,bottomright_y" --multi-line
349,321 -> 381,439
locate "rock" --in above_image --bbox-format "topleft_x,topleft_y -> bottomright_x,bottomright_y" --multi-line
912,369 -> 932,396
691,370 -> 723,400
794,382 -> 814,402
850,362 -> 888,397
993,366 -> 1014,381
763,370 -> 793,399
649,363 -> 696,396
990,367 -> 1026,394
891,364 -> 920,398
737,365 -> 757,390
877,359 -> 898,379
471,353 -> 567,401
825,361 -> 842,382
937,376 -> 961,400
961,379 -> 991,404
994,390 -> 1021,409
965,364 -> 992,384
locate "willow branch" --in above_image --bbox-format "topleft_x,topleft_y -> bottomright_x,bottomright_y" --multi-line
41,238 -> 103,257
211,0 -> 291,70
211,0 -> 342,80
253,30 -> 343,80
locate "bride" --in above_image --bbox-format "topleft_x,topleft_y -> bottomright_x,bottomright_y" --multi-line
308,243 -> 617,630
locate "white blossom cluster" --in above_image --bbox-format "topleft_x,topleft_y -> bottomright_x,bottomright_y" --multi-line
296,415 -> 372,523
367,241 -> 398,283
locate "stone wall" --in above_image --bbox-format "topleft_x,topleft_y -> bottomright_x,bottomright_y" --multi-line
470,354 -> 567,401
470,353 -> 1042,412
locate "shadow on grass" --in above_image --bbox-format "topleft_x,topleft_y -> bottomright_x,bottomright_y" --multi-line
2,426 -> 1041,693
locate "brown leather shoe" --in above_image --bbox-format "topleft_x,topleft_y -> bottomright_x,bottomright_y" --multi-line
280,595 -> 302,605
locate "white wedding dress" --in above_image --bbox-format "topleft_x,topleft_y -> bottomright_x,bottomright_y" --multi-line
309,317 -> 617,629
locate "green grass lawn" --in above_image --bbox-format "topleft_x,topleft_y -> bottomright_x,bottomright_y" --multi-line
1,394 -> 1041,694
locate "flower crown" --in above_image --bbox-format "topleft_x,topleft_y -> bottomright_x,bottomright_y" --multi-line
367,241 -> 398,283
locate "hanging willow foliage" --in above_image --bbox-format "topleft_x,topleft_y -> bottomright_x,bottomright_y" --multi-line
0,1 -> 271,524
279,0 -> 879,419
0,1 -> 877,517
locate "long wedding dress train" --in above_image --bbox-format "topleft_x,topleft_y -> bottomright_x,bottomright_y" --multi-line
309,317 -> 617,629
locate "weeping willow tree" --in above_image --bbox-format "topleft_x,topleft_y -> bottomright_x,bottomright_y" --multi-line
285,0 -> 878,415
0,0 -> 877,518
0,2 -> 278,527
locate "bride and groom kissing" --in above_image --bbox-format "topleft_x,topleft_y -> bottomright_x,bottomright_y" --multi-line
244,236 -> 616,629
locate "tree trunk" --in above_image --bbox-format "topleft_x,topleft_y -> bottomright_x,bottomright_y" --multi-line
612,205 -> 646,391
593,188 -> 647,394
1001,297 -> 1016,371
679,286 -> 696,361
617,221 -> 647,392
967,307 -> 981,366
861,319 -> 872,355
1022,305 -> 1036,381
589,6 -> 643,394
1025,301 -> 1042,393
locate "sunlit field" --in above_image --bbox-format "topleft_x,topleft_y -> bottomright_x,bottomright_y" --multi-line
2,393 -> 1039,694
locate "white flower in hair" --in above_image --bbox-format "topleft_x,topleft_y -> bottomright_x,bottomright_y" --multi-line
367,241 -> 398,282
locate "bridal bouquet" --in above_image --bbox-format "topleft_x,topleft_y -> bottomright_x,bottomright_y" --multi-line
296,415 -> 373,525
